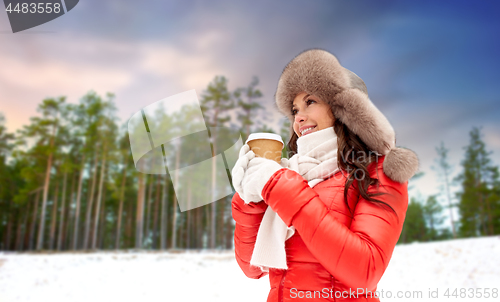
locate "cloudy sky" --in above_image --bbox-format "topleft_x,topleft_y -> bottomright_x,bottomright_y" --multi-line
1,0 -> 499,208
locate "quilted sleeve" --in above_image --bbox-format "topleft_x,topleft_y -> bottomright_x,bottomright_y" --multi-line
261,163 -> 408,290
231,192 -> 269,279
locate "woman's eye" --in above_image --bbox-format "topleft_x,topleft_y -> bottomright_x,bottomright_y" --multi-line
291,109 -> 297,115
306,99 -> 316,105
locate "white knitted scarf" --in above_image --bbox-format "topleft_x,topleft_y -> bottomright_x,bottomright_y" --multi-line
250,127 -> 339,272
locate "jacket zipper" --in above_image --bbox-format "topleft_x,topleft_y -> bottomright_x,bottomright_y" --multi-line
331,275 -> 336,301
278,270 -> 287,302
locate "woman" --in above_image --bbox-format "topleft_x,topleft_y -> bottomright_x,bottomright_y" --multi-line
231,49 -> 419,301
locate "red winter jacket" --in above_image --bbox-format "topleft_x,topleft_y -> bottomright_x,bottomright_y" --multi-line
232,155 -> 408,302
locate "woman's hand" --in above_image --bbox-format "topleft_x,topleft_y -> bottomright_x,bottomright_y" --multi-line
232,144 -> 288,203
231,144 -> 255,199
240,156 -> 286,203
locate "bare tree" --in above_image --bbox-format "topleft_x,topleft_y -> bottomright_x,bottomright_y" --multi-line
433,141 -> 457,238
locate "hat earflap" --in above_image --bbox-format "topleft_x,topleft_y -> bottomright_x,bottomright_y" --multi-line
333,88 -> 396,155
383,147 -> 420,183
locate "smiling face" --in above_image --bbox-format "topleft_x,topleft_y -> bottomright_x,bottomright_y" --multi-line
292,92 -> 335,137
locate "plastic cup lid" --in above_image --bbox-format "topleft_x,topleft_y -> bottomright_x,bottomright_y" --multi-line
246,133 -> 284,147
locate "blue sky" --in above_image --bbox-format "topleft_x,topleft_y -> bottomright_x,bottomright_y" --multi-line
1,0 -> 499,211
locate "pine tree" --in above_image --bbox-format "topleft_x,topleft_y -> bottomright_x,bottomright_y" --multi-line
91,94 -> 118,249
200,76 -> 235,249
15,97 -> 67,250
398,197 -> 427,243
486,166 -> 500,234
114,131 -> 131,249
0,113 -> 15,250
423,195 -> 444,241
0,113 -> 14,159
234,76 -> 265,141
455,126 -> 500,237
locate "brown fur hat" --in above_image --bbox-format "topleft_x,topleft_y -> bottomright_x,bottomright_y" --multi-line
275,48 -> 419,183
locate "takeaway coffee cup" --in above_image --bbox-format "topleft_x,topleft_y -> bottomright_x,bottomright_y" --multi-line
245,133 -> 284,163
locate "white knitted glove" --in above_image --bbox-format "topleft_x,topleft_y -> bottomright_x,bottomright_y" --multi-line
232,144 -> 288,203
241,156 -> 287,203
280,157 -> 289,169
231,144 -> 255,199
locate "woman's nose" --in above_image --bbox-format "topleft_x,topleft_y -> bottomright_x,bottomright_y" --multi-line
295,112 -> 306,123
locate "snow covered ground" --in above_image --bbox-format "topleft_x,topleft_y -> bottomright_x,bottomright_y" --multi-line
377,236 -> 500,301
0,236 -> 499,302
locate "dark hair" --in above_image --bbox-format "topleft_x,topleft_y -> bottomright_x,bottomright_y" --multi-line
286,118 -> 396,217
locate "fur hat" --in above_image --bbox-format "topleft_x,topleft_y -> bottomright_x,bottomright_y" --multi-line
275,49 -> 419,183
